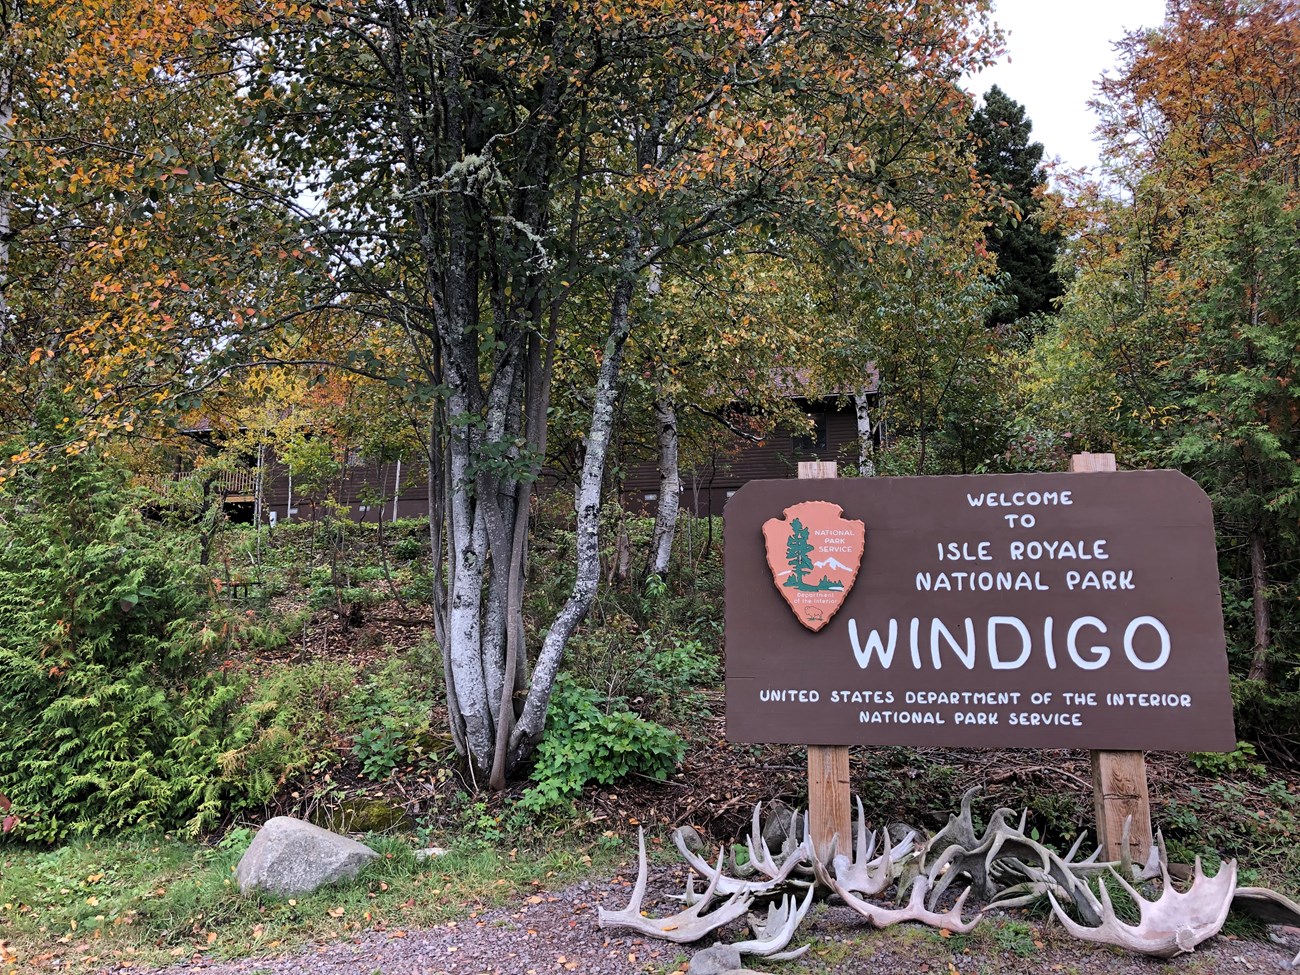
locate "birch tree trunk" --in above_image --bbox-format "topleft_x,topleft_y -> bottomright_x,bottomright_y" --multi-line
649,395 -> 681,575
854,391 -> 876,477
0,1 -> 14,331
508,253 -> 641,769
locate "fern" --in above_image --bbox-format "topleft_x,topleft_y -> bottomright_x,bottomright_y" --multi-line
0,441 -> 298,841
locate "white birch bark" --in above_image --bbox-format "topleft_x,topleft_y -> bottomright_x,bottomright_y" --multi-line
0,7 -> 14,332
854,391 -> 876,477
650,395 -> 680,575
477,350 -> 522,739
444,386 -> 494,773
508,259 -> 640,767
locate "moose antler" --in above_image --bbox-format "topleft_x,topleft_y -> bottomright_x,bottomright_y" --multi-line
598,829 -> 754,943
738,802 -> 813,882
987,829 -> 1107,925
924,785 -> 984,852
815,853 -> 978,933
1232,885 -> 1300,967
832,796 -> 915,896
729,884 -> 816,960
1048,856 -> 1237,958
924,805 -> 1033,906
1115,816 -> 1163,882
673,823 -> 811,898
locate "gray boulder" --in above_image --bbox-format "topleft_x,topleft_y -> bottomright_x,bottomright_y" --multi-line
235,816 -> 377,896
687,944 -> 743,975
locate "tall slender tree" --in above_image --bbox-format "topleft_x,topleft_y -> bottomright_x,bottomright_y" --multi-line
1030,0 -> 1300,752
969,85 -> 1063,329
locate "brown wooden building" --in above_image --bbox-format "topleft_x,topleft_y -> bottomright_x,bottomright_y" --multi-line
619,392 -> 881,518
159,379 -> 880,524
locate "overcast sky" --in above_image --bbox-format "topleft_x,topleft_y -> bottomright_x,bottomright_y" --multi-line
969,0 -> 1168,174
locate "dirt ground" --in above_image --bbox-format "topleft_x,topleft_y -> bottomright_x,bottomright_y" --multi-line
146,858 -> 1300,975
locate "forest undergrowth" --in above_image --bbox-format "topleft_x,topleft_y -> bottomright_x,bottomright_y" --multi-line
2,485 -> 1298,973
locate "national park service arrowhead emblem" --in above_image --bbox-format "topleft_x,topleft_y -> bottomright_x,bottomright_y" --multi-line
762,501 -> 865,632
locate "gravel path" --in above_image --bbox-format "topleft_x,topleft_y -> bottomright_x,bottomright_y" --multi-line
141,862 -> 1300,975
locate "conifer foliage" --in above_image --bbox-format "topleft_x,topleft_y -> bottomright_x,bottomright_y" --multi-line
0,415 -> 240,840
969,85 -> 1063,328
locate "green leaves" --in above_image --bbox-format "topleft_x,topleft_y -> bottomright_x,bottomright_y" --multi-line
0,439 -> 255,841
518,677 -> 685,814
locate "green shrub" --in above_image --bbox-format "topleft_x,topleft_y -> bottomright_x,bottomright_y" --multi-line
519,677 -> 684,813
390,535 -> 425,560
0,436 -> 354,840
1189,740 -> 1267,778
346,657 -> 449,781
0,448 -> 241,840
215,661 -> 358,803
651,636 -> 720,693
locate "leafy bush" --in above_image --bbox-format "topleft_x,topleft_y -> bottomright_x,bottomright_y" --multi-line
1189,740 -> 1267,778
0,438 -> 355,840
345,655 -> 448,781
651,636 -> 719,694
390,535 -> 425,560
519,677 -> 684,813
215,661 -> 358,803
0,449 -> 242,840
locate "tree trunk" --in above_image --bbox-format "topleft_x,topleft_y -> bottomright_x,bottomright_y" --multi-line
854,391 -> 875,477
1248,529 -> 1271,682
649,395 -> 681,575
442,384 -> 495,776
507,255 -> 640,769
0,3 -> 13,331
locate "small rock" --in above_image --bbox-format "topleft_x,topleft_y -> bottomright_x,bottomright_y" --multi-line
687,943 -> 743,975
236,816 -> 378,897
414,846 -> 449,860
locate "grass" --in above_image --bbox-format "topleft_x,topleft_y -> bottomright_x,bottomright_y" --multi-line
5,513 -> 1300,972
0,830 -> 624,974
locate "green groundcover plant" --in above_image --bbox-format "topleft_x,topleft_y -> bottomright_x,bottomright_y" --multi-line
0,441 -> 291,841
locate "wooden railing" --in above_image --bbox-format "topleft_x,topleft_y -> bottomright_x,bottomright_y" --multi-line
137,469 -> 258,497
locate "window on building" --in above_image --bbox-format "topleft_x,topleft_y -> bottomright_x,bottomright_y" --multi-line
792,413 -> 828,453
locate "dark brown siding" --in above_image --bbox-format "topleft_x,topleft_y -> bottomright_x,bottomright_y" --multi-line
622,403 -> 864,517
241,395 -> 873,524
258,456 -> 431,524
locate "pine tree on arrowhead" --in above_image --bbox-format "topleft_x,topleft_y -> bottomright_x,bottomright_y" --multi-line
785,519 -> 815,590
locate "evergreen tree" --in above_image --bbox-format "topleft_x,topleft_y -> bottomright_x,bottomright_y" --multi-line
784,519 -> 815,589
970,86 -> 1064,329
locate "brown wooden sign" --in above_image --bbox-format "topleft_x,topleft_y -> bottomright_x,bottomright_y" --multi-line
725,471 -> 1235,752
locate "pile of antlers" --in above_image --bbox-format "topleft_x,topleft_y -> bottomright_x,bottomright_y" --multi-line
597,788 -> 1300,964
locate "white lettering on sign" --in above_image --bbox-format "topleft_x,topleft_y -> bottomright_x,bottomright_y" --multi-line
936,541 -> 992,561
849,617 -> 897,669
1009,539 -> 1109,560
830,689 -> 895,703
1009,711 -> 1083,726
966,490 -> 1073,507
858,710 -> 946,725
846,614 -> 1170,673
757,688 -> 821,702
1067,616 -> 1108,669
1065,569 -> 1135,590
1106,692 -> 1192,707
1125,616 -> 1171,670
915,570 -> 1048,592
989,616 -> 1032,669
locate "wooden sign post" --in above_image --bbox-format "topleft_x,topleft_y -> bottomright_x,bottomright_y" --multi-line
1069,452 -> 1154,864
799,461 -> 853,863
